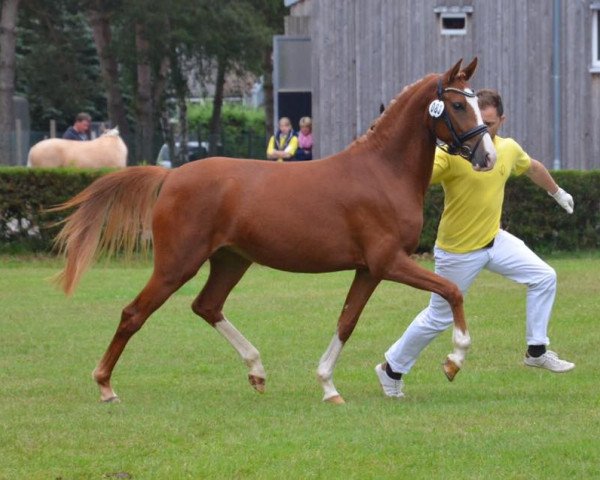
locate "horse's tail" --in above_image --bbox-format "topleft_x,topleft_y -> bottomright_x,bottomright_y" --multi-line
50,166 -> 170,295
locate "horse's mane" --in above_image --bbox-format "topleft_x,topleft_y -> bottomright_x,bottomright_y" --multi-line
101,127 -> 120,138
349,74 -> 437,148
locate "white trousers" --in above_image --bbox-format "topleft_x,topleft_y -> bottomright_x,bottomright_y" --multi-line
385,230 -> 556,374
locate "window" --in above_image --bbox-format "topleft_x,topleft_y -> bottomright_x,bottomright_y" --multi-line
593,6 -> 600,71
441,13 -> 467,35
434,6 -> 473,36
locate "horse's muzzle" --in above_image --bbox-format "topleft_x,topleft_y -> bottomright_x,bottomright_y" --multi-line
471,133 -> 496,172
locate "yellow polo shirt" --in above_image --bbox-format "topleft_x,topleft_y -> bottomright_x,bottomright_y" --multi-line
432,135 -> 532,253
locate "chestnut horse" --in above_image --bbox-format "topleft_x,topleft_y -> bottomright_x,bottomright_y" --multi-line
52,59 -> 496,404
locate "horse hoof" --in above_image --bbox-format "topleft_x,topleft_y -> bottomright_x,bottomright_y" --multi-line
443,358 -> 460,382
248,374 -> 266,393
324,395 -> 345,405
101,395 -> 121,404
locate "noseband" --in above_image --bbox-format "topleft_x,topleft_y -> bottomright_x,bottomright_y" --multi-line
432,78 -> 488,161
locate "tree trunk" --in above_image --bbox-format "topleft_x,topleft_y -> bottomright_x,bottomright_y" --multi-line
172,55 -> 189,166
151,17 -> 171,111
0,0 -> 20,166
150,15 -> 172,166
86,3 -> 130,142
152,54 -> 170,115
208,56 -> 227,157
177,95 -> 188,165
263,47 -> 274,143
134,22 -> 154,164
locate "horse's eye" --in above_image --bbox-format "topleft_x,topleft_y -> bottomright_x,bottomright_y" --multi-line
452,102 -> 464,111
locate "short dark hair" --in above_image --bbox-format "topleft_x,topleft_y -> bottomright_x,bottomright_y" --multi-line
75,112 -> 91,123
476,89 -> 504,117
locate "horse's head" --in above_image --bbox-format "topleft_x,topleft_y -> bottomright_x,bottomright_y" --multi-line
102,127 -> 121,137
429,58 -> 496,171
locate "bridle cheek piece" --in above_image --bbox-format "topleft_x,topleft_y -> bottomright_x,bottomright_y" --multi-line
431,78 -> 488,161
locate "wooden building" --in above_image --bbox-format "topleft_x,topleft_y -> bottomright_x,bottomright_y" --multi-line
281,0 -> 600,169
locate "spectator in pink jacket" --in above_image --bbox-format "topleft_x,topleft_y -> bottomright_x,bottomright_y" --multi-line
296,116 -> 313,161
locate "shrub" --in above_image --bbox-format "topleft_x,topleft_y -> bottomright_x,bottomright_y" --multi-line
502,171 -> 600,252
1,168 -> 599,253
0,167 -> 108,252
420,171 -> 600,253
187,103 -> 267,159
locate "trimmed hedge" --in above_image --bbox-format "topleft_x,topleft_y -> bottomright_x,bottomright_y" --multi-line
1,168 -> 599,253
507,171 -> 600,251
187,103 -> 267,159
422,171 -> 600,253
0,167 -> 109,252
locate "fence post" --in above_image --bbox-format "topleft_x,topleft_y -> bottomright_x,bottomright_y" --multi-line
15,119 -> 22,165
50,120 -> 56,138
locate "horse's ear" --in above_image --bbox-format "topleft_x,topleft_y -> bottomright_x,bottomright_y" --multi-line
445,58 -> 463,82
461,57 -> 478,81
379,103 -> 385,114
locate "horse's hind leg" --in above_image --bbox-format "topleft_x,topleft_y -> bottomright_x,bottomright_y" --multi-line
317,269 -> 379,404
191,249 -> 266,392
93,259 -> 204,402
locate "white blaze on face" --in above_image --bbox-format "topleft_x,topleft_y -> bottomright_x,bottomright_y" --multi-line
465,88 -> 496,166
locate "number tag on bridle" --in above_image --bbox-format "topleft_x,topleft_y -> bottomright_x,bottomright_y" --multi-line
428,100 -> 445,118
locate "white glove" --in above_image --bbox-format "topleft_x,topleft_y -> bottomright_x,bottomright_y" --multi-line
549,187 -> 574,214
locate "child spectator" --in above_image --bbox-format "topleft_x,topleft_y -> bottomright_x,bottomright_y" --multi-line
267,117 -> 298,161
296,116 -> 313,161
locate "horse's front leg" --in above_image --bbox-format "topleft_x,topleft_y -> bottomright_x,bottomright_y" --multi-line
317,269 -> 379,404
443,326 -> 471,380
380,253 -> 470,381
94,272 -> 187,402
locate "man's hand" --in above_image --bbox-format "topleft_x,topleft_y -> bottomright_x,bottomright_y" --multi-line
549,187 -> 574,214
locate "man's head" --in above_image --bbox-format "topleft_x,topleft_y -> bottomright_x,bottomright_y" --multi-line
476,89 -> 505,139
73,112 -> 91,134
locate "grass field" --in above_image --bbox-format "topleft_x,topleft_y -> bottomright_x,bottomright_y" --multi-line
1,254 -> 599,479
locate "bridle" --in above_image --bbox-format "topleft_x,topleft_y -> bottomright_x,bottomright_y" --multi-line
431,78 -> 489,161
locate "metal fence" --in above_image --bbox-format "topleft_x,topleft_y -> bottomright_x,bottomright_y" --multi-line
0,129 -> 31,166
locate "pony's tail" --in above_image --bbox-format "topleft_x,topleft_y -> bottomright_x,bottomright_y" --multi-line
49,166 -> 170,295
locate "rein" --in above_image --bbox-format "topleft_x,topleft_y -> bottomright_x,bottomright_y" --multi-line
432,78 -> 488,161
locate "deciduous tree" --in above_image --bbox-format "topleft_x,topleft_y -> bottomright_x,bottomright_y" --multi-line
0,0 -> 21,165
85,0 -> 130,140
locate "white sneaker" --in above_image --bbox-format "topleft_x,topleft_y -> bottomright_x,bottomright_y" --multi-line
524,350 -> 575,373
375,363 -> 405,398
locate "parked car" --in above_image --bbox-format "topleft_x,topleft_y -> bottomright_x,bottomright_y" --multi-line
156,141 -> 209,168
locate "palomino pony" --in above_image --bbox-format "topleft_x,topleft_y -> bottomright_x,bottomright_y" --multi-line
28,127 -> 127,168
53,59 -> 496,404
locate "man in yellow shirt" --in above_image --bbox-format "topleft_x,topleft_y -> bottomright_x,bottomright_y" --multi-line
375,89 -> 575,398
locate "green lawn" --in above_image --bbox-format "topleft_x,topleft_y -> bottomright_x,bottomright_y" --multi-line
1,255 -> 599,479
